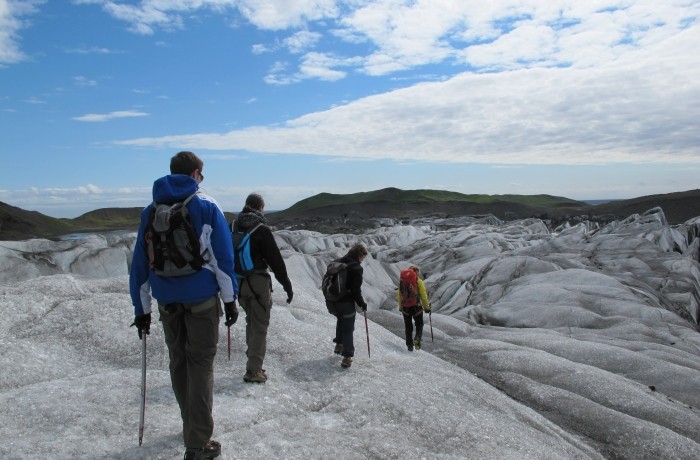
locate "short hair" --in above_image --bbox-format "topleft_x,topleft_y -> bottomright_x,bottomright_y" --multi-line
347,243 -> 368,260
243,193 -> 265,212
170,151 -> 203,175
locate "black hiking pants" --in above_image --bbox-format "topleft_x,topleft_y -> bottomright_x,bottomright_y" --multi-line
402,306 -> 424,348
328,301 -> 356,358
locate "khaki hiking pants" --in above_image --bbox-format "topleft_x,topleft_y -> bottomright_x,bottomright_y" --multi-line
158,296 -> 221,449
238,273 -> 273,373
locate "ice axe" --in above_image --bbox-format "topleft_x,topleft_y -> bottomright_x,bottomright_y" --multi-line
138,333 -> 147,446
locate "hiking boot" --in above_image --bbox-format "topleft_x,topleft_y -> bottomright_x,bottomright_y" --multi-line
414,338 -> 421,351
407,345 -> 414,352
243,369 -> 267,384
184,439 -> 221,459
333,343 -> 343,355
341,357 -> 352,368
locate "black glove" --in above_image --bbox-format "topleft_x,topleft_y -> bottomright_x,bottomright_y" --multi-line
356,303 -> 367,313
131,313 -> 151,339
224,301 -> 238,327
286,290 -> 293,304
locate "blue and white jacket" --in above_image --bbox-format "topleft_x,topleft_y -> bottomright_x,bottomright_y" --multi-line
129,174 -> 238,316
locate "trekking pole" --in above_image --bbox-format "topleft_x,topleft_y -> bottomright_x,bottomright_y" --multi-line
429,310 -> 434,342
138,333 -> 147,446
364,310 -> 371,358
227,325 -> 231,361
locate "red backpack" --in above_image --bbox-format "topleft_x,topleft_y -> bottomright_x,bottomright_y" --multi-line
399,269 -> 419,308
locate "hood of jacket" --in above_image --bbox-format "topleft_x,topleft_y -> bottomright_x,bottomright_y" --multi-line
152,174 -> 198,204
236,209 -> 266,231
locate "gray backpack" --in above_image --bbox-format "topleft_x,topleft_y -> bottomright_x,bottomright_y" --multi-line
321,260 -> 352,302
146,193 -> 206,276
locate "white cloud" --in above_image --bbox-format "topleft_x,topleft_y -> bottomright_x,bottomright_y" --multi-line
69,1 -> 700,82
339,0 -> 465,75
72,110 -> 149,122
236,0 -> 338,30
78,0 -> 337,35
297,52 -> 349,81
117,24 -> 700,165
77,184 -> 102,194
283,30 -> 321,53
73,75 -> 97,86
251,43 -> 272,54
98,1 -> 182,35
266,52 -> 363,84
5,184 -> 152,217
63,44 -> 123,54
200,153 -> 247,160
0,0 -> 44,65
24,96 -> 46,104
264,61 -> 300,85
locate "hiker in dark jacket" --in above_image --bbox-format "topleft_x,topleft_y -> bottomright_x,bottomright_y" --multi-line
326,243 -> 369,369
232,193 -> 293,383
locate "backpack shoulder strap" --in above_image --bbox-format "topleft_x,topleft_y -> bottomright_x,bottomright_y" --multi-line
232,221 -> 264,234
249,223 -> 263,235
182,192 -> 198,206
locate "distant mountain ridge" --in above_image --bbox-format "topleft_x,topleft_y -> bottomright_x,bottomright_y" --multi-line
2,188 -> 700,240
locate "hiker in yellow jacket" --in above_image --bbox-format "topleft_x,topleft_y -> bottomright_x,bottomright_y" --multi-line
397,265 -> 431,351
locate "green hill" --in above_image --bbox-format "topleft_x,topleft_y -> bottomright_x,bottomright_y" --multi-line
3,188 -> 700,241
0,201 -> 74,240
284,188 -> 583,212
270,187 -> 587,224
71,207 -> 144,232
0,202 -> 143,241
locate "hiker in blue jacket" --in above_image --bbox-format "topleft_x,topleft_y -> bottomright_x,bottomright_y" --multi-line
326,243 -> 369,369
130,151 -> 238,460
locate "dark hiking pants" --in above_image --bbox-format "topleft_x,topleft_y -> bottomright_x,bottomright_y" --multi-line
329,301 -> 356,358
159,296 -> 220,449
238,273 -> 272,373
403,306 -> 424,347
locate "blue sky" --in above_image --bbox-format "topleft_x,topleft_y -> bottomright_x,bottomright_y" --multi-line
1,0 -> 699,218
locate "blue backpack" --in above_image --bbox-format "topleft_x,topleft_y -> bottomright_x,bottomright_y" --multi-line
232,222 -> 263,276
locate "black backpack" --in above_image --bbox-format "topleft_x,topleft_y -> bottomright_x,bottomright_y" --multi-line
231,222 -> 263,276
146,193 -> 206,277
321,260 -> 354,302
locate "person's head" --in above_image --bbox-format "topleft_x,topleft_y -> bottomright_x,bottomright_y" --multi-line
170,151 -> 204,184
243,193 -> 265,213
410,265 -> 420,276
347,243 -> 368,262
